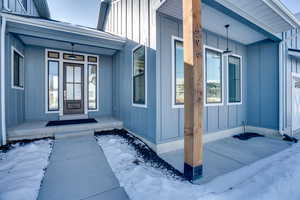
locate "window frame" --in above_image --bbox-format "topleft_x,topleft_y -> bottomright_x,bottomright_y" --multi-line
87,64 -> 98,111
227,54 -> 243,105
171,36 -> 184,109
203,45 -> 224,107
45,49 -> 100,114
132,44 -> 147,108
47,60 -> 60,112
11,47 -> 25,90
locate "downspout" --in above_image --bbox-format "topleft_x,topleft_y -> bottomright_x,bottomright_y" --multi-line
1,16 -> 7,145
279,39 -> 284,136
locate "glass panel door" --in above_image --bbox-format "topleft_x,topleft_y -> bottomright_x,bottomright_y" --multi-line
63,63 -> 84,114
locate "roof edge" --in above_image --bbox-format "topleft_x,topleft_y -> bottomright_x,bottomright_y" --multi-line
263,0 -> 300,29
1,12 -> 126,46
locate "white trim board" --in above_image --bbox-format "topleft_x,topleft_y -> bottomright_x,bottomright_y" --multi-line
171,35 -> 184,109
203,45 -> 225,107
131,44 -> 148,108
11,46 -> 25,90
226,54 -> 243,106
127,126 -> 280,154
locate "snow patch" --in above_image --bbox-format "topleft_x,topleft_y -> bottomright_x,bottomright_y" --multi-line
97,135 -> 300,200
0,140 -> 53,200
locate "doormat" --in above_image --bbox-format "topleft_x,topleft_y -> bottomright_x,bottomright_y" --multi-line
46,118 -> 97,127
233,132 -> 264,140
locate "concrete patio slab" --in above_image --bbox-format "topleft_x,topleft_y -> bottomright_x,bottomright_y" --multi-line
38,135 -> 129,200
160,136 -> 292,184
7,117 -> 123,141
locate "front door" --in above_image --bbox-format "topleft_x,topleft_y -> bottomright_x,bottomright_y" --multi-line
63,63 -> 84,115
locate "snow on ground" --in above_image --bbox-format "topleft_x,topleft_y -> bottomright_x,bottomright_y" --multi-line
0,140 -> 53,200
97,135 -> 300,200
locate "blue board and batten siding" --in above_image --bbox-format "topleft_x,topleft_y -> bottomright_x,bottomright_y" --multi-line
5,41 -> 114,127
5,0 -> 39,17
281,28 -> 300,134
24,46 -> 114,122
104,1 -> 280,145
156,13 -> 248,143
104,0 -> 158,143
247,40 -> 279,130
5,33 -> 26,128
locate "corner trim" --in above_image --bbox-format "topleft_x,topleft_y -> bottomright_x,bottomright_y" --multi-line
1,17 -> 6,145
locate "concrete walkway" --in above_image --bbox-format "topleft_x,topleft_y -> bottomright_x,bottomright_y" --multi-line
160,136 -> 292,184
38,136 -> 129,200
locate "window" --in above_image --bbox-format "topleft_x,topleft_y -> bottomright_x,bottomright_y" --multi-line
132,45 -> 146,106
21,0 -> 27,11
12,49 -> 24,89
48,51 -> 59,59
228,55 -> 242,104
172,38 -> 184,106
88,64 -> 97,110
205,47 -> 223,104
63,53 -> 84,61
48,61 -> 59,111
88,56 -> 97,63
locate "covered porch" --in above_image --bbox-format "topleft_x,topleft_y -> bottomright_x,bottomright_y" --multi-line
1,12 -> 126,143
157,0 -> 300,181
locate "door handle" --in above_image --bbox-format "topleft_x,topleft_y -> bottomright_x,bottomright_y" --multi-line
64,90 -> 67,99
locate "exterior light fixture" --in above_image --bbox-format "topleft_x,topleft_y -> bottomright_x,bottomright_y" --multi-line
223,24 -> 232,55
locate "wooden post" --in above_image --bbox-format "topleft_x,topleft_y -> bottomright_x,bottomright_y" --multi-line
183,0 -> 204,181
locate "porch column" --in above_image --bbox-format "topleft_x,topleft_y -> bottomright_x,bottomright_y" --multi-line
182,0 -> 204,181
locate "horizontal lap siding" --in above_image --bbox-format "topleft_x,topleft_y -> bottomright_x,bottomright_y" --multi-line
24,46 -> 113,121
6,33 -> 25,128
247,40 -> 279,130
157,14 -> 247,143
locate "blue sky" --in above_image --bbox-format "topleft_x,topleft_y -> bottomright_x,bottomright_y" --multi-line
48,0 -> 300,28
48,0 -> 100,28
280,0 -> 300,14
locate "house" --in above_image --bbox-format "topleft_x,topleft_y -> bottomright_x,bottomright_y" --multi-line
0,0 -> 300,175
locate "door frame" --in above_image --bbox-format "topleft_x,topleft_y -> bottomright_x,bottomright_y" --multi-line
63,63 -> 85,115
291,72 -> 300,133
45,49 -> 99,116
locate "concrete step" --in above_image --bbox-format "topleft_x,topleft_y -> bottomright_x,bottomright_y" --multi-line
55,130 -> 94,139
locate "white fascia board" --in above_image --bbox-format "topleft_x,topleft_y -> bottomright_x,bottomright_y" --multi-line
0,13 -> 127,45
263,0 -> 300,29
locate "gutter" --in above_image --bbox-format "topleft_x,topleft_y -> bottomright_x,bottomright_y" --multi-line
1,16 -> 7,145
0,13 -> 126,44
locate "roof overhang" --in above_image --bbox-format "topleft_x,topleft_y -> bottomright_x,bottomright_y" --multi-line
288,48 -> 300,59
1,12 -> 126,53
33,0 -> 51,19
158,0 -> 300,44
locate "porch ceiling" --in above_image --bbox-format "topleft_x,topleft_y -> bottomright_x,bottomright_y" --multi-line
158,0 -> 299,44
2,13 -> 126,56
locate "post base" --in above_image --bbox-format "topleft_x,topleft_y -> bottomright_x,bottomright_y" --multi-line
184,163 -> 203,181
